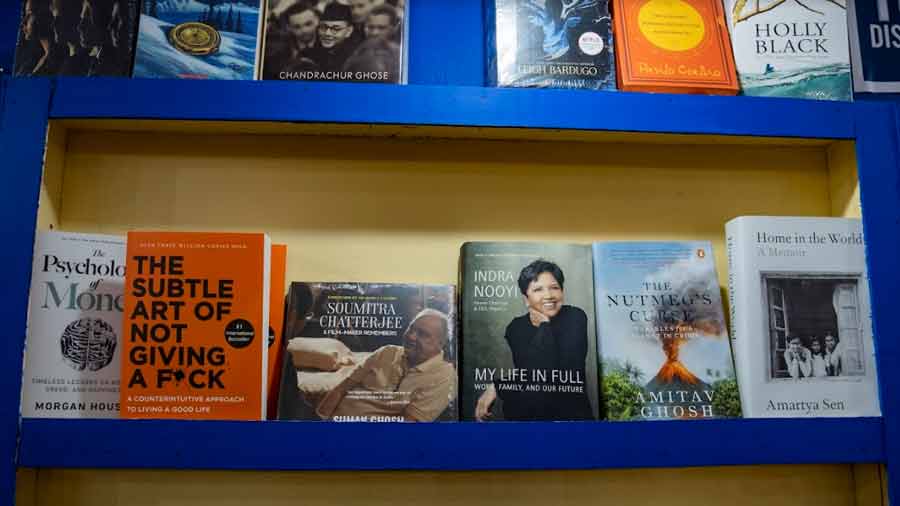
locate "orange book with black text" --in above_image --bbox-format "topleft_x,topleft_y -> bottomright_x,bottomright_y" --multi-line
121,232 -> 270,420
613,0 -> 739,95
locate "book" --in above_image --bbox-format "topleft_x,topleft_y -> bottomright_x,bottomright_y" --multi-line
121,231 -> 270,420
266,243 -> 287,419
460,242 -> 599,421
486,0 -> 616,90
725,0 -> 852,101
132,0 -> 263,80
848,0 -> 900,93
14,0 -> 138,77
260,0 -> 408,83
612,0 -> 739,94
277,282 -> 457,422
593,241 -> 739,420
21,232 -> 125,418
726,216 -> 882,417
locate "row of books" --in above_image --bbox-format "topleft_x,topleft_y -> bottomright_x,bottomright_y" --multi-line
21,216 -> 881,422
13,0 -> 855,100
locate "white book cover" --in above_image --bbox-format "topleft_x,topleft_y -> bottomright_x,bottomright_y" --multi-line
22,232 -> 125,418
726,216 -> 881,418
724,0 -> 852,101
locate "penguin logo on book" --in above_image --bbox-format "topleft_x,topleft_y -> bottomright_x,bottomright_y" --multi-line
60,318 -> 117,372
697,249 -> 706,258
168,22 -> 221,56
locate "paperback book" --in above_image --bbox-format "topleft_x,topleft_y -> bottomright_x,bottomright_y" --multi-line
261,0 -> 408,83
121,231 -> 270,420
460,242 -> 599,421
486,0 -> 616,89
266,244 -> 287,419
277,282 -> 457,422
132,0 -> 263,79
21,232 -> 125,418
725,0 -> 852,101
726,216 -> 881,417
593,241 -> 739,421
613,0 -> 739,94
14,0 -> 138,76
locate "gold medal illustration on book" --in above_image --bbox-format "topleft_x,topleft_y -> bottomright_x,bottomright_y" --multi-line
168,22 -> 221,56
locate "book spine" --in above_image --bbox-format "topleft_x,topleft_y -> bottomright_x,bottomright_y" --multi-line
725,218 -> 753,416
458,243 -> 470,419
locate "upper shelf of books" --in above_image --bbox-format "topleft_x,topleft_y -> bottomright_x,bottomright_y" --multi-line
45,78 -> 859,141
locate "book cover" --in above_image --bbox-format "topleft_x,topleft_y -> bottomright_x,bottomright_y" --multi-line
14,0 -> 138,77
726,216 -> 881,417
725,0 -> 852,101
21,232 -> 125,418
612,0 -> 739,94
460,242 -> 599,421
266,243 -> 286,419
848,0 -> 900,93
487,0 -> 616,90
132,0 -> 262,80
593,241 -> 739,420
121,231 -> 270,420
260,0 -> 407,83
277,282 -> 457,422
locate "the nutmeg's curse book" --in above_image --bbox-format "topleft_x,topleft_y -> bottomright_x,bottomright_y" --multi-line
460,242 -> 600,422
612,0 -> 739,94
22,232 -> 125,418
277,282 -> 457,422
593,241 -> 740,421
121,231 -> 270,420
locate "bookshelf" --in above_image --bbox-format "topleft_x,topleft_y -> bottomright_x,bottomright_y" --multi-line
2,75 -> 898,506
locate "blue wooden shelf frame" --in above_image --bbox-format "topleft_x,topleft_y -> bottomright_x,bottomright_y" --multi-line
1,77 -> 899,506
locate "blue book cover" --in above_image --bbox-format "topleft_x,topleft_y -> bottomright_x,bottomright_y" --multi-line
486,0 -> 616,90
593,241 -> 740,421
133,0 -> 261,80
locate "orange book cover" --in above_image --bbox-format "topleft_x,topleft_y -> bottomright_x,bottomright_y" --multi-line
613,0 -> 739,95
121,232 -> 270,420
266,244 -> 287,419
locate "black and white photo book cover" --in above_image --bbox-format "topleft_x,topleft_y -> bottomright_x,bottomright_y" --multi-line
727,216 -> 881,418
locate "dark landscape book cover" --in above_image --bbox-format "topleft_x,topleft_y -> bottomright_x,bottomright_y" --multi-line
460,242 -> 599,421
487,0 -> 616,89
593,241 -> 740,421
15,0 -> 138,76
277,282 -> 457,422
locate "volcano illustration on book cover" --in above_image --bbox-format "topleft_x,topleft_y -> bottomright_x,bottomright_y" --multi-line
593,241 -> 740,420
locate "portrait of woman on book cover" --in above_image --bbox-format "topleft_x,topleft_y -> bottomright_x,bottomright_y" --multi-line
474,259 -> 595,421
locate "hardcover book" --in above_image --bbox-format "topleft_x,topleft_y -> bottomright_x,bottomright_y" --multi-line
261,0 -> 408,83
14,0 -> 138,77
266,244 -> 287,419
277,282 -> 457,422
132,0 -> 263,80
460,242 -> 599,421
725,0 -> 852,101
21,232 -> 125,418
726,216 -> 881,417
121,231 -> 270,420
593,241 -> 739,420
612,0 -> 739,94
486,0 -> 616,89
